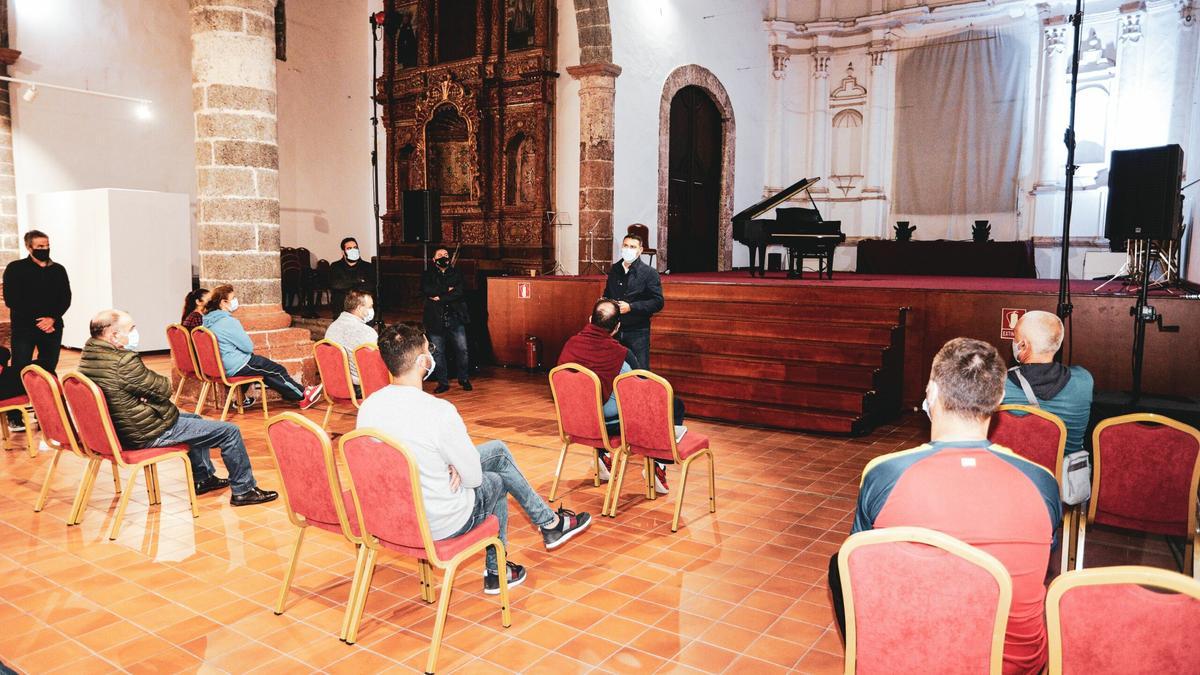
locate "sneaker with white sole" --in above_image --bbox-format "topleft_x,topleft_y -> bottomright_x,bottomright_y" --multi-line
541,506 -> 592,550
643,461 -> 669,494
596,449 -> 612,482
483,561 -> 527,595
299,384 -> 324,410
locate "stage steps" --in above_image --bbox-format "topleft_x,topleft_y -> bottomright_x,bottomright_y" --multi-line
651,293 -> 907,435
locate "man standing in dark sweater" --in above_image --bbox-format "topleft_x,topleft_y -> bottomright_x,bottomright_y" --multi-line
4,230 -> 71,372
422,247 -> 471,393
603,232 -> 664,370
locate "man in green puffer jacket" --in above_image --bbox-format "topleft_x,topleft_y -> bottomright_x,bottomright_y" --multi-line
78,310 -> 277,507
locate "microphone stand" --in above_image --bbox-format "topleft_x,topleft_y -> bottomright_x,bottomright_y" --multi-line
1055,0 -> 1085,362
369,12 -> 386,328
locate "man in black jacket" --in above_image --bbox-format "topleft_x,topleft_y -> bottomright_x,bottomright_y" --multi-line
604,232 -> 664,370
3,230 -> 70,374
421,247 -> 471,393
329,237 -> 375,319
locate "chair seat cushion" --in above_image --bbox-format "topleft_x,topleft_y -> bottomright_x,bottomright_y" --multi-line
630,432 -> 709,461
121,443 -> 189,464
0,395 -> 29,410
376,514 -> 500,562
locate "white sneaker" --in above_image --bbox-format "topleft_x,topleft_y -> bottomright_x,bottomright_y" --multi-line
596,449 -> 612,482
643,462 -> 669,494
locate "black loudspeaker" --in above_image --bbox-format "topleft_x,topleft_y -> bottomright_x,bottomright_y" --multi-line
402,190 -> 441,243
1105,145 -> 1184,241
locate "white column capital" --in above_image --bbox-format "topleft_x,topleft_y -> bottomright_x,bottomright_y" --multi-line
1118,7 -> 1145,44
1044,25 -> 1069,56
771,45 -> 791,80
812,53 -> 831,79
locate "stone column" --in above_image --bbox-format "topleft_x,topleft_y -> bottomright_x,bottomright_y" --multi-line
1036,22 -> 1069,188
1113,5 -> 1146,149
864,44 -> 891,237
190,0 -> 313,385
567,63 -> 621,274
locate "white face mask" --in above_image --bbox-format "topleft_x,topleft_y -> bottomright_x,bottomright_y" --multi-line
124,328 -> 140,351
920,382 -> 938,420
621,247 -> 639,264
362,307 -> 375,323
229,297 -> 240,312
346,248 -> 361,261
1011,340 -> 1023,364
420,352 -> 435,380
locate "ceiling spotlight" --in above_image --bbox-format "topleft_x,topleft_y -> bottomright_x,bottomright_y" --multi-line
135,103 -> 153,120
22,85 -> 37,102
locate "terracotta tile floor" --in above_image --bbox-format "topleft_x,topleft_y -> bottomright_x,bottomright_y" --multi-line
0,352 -> 1180,673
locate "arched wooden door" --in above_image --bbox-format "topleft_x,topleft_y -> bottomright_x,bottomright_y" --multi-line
666,86 -> 723,273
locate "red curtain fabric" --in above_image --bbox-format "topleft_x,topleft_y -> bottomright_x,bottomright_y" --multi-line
990,411 -> 1062,477
1058,583 -> 1200,675
1095,423 -> 1200,536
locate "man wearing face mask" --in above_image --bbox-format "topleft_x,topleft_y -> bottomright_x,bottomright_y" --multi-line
830,338 -> 1062,674
603,232 -> 663,370
421,247 -> 471,393
324,290 -> 378,390
329,237 -> 376,319
3,231 -> 71,427
1003,310 -> 1094,457
78,310 -> 278,506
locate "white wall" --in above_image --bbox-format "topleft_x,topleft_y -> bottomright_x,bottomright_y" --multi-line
554,2 -> 581,274
9,0 -> 197,268
276,0 -> 377,262
609,0 -> 770,267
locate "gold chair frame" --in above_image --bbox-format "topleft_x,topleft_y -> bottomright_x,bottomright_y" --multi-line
312,339 -> 360,432
546,363 -> 616,502
265,412 -> 365,641
190,326 -> 269,422
61,372 -> 199,540
1046,565 -> 1200,675
338,428 -> 512,673
838,526 -> 1013,675
165,323 -> 217,413
1079,413 -> 1200,578
0,395 -> 34,458
605,369 -> 716,532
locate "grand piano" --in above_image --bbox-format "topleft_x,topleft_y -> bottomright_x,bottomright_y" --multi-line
732,176 -> 846,279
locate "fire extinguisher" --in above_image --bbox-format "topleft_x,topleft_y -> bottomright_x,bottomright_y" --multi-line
525,336 -> 542,371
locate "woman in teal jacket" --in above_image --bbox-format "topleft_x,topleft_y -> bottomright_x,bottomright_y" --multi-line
203,285 -> 321,406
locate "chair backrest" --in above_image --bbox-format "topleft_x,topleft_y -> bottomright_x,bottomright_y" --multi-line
21,365 -> 83,457
549,364 -> 611,448
1047,566 -> 1200,675
314,339 -> 357,404
627,223 -> 653,251
340,429 -> 436,560
353,344 -> 391,400
61,372 -> 123,460
614,370 -> 679,460
839,526 -> 1012,675
265,413 -> 358,539
990,404 -> 1067,480
1090,414 -> 1200,537
165,324 -> 200,377
190,326 -> 230,383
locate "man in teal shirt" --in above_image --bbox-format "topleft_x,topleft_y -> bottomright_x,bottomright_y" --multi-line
1003,310 -> 1094,455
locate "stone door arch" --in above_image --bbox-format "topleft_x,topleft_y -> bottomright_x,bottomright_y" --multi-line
657,65 -> 736,272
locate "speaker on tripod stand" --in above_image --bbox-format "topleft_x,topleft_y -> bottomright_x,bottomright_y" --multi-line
402,190 -> 442,244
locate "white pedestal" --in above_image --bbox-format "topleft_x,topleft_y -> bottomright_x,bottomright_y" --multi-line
25,189 -> 191,351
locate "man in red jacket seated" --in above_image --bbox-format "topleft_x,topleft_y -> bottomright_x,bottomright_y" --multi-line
830,337 -> 1061,674
557,298 -> 684,494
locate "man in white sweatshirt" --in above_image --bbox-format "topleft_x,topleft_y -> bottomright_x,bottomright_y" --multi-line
356,322 -> 591,594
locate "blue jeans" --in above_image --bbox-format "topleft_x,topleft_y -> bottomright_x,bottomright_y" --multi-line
429,324 -> 470,386
235,353 -> 305,400
445,440 -> 555,573
618,328 -> 651,371
151,412 -> 257,494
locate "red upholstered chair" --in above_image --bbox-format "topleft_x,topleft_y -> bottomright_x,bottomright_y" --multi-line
1079,414 -> 1200,577
190,325 -> 268,422
839,526 -> 1013,675
312,339 -> 359,432
23,365 -> 120,521
1046,566 -> 1200,675
166,323 -> 215,413
608,370 -> 715,531
60,372 -> 199,540
627,223 -> 657,267
990,404 -> 1073,570
0,391 -> 33,457
265,413 -> 364,640
547,364 -> 621,501
338,429 -> 511,670
353,344 -> 391,401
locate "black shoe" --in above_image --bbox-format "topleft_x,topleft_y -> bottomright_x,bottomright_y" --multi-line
230,487 -> 279,506
194,475 -> 230,495
483,561 -> 527,595
541,507 -> 592,550
434,383 -> 451,394
460,380 -> 473,391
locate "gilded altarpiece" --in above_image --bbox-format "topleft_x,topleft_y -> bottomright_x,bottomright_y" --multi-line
379,0 -> 556,274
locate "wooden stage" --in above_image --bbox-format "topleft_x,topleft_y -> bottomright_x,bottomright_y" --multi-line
487,271 -> 1200,434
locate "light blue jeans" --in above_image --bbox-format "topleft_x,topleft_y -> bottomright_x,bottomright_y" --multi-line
445,440 -> 556,573
150,412 -> 257,494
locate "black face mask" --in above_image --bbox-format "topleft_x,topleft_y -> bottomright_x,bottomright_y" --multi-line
435,257 -> 449,268
31,249 -> 50,262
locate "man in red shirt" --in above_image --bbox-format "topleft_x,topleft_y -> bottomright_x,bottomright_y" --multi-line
831,337 -> 1061,674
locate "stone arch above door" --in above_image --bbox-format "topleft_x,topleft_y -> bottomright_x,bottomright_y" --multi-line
657,65 -> 736,272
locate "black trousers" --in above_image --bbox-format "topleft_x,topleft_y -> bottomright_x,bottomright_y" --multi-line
12,326 -> 62,375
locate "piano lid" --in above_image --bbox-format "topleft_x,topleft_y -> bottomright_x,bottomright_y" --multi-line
732,176 -> 821,222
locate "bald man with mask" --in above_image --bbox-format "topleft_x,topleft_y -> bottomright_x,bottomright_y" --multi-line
1003,310 -> 1094,456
